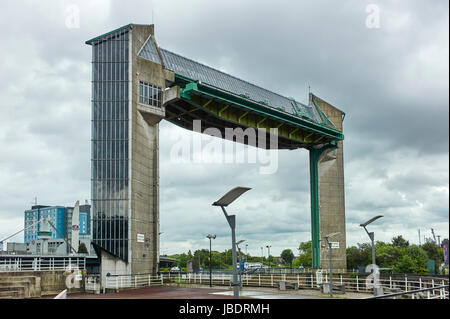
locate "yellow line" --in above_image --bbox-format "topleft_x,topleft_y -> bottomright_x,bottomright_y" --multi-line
257,117 -> 266,128
218,105 -> 229,116
238,112 -> 249,123
289,128 -> 299,138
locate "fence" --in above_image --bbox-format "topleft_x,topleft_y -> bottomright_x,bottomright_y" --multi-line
0,256 -> 86,272
367,285 -> 449,299
103,273 -> 164,290
161,272 -> 449,299
85,274 -> 101,293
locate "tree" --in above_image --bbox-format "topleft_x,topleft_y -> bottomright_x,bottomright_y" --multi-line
346,243 -> 372,269
375,243 -> 402,269
421,242 -> 444,273
392,235 -> 409,248
78,242 -> 88,254
393,255 -> 416,273
294,241 -> 312,268
281,249 -> 295,268
405,245 -> 428,274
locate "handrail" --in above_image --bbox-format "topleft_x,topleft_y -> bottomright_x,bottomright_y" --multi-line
366,285 -> 449,299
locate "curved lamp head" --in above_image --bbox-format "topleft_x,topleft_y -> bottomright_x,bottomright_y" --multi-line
360,215 -> 383,228
212,187 -> 251,207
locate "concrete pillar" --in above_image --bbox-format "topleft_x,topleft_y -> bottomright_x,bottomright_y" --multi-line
309,94 -> 347,270
128,25 -> 171,275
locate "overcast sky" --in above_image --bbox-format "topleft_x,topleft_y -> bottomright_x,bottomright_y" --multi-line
0,0 -> 448,257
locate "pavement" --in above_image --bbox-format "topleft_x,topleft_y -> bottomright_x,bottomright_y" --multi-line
63,285 -> 371,299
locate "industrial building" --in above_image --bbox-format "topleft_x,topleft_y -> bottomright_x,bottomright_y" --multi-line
24,204 -> 91,245
85,23 -> 346,287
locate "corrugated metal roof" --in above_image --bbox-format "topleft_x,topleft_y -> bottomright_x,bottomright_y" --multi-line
138,36 -> 324,124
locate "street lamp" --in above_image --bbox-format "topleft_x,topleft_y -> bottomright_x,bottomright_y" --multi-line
360,215 -> 383,296
206,234 -> 216,287
323,232 -> 340,297
213,186 -> 251,299
236,239 -> 246,289
266,245 -> 272,269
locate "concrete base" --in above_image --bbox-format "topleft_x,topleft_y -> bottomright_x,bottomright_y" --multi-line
374,286 -> 384,296
0,270 -> 86,298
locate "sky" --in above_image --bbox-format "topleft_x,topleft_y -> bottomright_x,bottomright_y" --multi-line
0,0 -> 448,257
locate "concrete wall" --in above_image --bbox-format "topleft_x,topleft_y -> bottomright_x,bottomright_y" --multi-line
129,25 -> 166,275
100,250 -> 130,283
311,94 -> 347,270
0,270 -> 86,297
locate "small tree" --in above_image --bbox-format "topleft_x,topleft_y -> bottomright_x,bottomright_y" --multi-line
78,242 -> 88,254
281,249 -> 295,268
392,235 -> 409,248
296,241 -> 312,268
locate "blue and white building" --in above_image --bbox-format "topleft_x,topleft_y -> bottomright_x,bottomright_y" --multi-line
24,205 -> 92,243
24,206 -> 66,243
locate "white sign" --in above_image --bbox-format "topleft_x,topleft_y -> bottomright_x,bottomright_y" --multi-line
330,242 -> 340,249
137,233 -> 145,243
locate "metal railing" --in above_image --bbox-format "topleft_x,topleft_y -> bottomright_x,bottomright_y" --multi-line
367,285 -> 449,299
103,273 -> 164,290
85,274 -> 101,293
160,272 -> 449,299
0,257 -> 86,272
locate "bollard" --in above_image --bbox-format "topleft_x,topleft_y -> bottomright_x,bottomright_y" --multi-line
356,276 -> 359,291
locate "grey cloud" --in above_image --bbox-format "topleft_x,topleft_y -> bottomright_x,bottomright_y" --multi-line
0,0 -> 448,255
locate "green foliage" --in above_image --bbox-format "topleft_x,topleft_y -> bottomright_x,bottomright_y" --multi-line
392,235 -> 409,248
293,241 -> 312,268
77,242 -> 88,254
421,242 -> 444,273
281,249 -> 294,266
347,235 -> 434,274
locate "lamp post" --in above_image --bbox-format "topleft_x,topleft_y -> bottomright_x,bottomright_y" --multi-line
236,239 -> 246,289
213,186 -> 251,299
206,234 -> 216,287
360,215 -> 383,296
261,247 -> 263,264
323,232 -> 340,297
266,245 -> 271,269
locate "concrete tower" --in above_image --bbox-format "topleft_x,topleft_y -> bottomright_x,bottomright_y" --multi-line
87,24 -> 172,283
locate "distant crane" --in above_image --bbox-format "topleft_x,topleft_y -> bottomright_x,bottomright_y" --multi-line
431,228 -> 437,245
0,218 -> 77,254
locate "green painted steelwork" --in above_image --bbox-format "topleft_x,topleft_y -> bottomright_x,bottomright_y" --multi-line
170,75 -> 344,269
309,144 -> 337,268
85,23 -> 133,45
311,94 -> 336,129
309,148 -> 321,268
177,78 -> 344,142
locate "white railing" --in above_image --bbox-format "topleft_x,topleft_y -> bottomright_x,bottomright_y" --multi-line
85,275 -> 101,293
0,257 -> 86,272
161,272 -> 449,299
104,274 -> 164,290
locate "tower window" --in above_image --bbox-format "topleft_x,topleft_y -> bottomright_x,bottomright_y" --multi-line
139,81 -> 162,107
